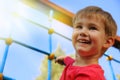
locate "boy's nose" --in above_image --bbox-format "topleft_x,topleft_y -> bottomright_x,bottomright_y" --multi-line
79,28 -> 88,37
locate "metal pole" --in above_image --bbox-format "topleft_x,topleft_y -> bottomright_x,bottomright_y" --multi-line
108,61 -> 117,80
0,45 -> 9,73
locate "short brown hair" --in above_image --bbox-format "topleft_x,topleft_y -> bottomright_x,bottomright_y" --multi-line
73,6 -> 117,37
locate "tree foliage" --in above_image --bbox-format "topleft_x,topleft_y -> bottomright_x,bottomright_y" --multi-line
36,44 -> 66,80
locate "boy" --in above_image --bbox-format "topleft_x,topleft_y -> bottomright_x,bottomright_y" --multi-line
55,6 -> 117,80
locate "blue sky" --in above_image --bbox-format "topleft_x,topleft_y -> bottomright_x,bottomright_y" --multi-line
0,0 -> 120,80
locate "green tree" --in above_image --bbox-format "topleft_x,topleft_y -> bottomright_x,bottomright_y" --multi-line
116,74 -> 120,80
36,44 -> 66,80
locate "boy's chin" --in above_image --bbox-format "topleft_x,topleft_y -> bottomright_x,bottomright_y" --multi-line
77,49 -> 95,56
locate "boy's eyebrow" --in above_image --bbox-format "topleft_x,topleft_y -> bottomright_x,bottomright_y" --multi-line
88,23 -> 97,26
74,22 -> 82,25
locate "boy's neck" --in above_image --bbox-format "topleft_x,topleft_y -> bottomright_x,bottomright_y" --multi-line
73,53 -> 99,66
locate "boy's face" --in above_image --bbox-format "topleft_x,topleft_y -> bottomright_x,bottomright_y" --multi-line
72,17 -> 110,57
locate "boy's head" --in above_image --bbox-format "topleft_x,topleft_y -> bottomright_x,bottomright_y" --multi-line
73,6 -> 117,37
72,6 -> 117,57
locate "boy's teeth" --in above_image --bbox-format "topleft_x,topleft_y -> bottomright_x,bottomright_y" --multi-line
79,40 -> 90,43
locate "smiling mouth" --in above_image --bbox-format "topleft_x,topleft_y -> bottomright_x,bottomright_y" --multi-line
78,39 -> 91,44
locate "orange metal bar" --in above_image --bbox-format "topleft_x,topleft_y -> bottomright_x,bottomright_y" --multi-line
39,0 -> 74,27
41,0 -> 74,17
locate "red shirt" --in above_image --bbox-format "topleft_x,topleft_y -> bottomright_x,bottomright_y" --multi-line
60,56 -> 106,80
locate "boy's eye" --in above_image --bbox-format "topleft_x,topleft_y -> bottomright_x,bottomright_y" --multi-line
89,26 -> 97,30
76,25 -> 82,29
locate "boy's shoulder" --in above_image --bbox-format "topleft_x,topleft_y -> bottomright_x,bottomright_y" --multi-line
64,56 -> 75,65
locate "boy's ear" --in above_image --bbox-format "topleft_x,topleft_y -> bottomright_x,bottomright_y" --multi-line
103,37 -> 115,48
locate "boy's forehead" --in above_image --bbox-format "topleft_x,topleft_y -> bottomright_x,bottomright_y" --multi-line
74,14 -> 104,24
74,16 -> 105,28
